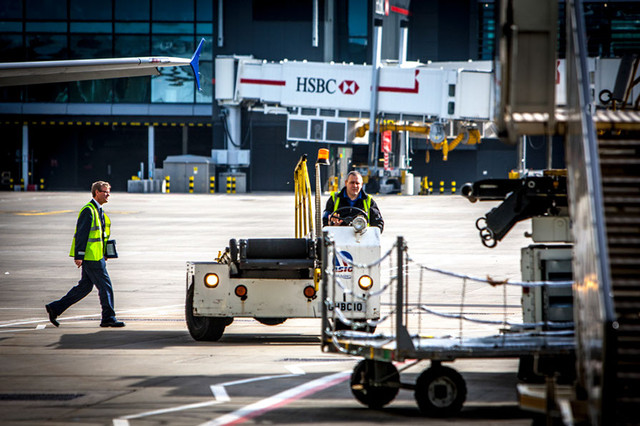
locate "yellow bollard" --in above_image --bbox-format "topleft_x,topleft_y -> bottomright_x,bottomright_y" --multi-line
39,178 -> 44,190
439,181 -> 444,194
226,176 -> 231,194
165,176 -> 170,193
451,181 -> 456,194
231,176 -> 236,194
188,176 -> 194,193
209,176 -> 215,194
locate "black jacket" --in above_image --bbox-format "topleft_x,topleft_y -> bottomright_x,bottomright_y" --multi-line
322,187 -> 384,232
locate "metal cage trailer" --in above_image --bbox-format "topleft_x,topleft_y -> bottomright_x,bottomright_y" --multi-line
320,235 -> 575,417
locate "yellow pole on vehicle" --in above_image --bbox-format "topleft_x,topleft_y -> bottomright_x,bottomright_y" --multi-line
314,148 -> 330,292
315,148 -> 330,236
294,154 -> 314,239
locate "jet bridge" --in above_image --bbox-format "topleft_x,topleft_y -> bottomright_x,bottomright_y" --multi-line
215,56 -> 494,146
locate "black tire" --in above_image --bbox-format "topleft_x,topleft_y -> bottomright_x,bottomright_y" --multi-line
185,284 -> 228,341
350,360 -> 400,409
414,365 -> 467,417
255,317 -> 287,326
334,318 -> 376,333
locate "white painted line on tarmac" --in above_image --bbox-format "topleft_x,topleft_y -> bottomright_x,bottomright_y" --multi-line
198,370 -> 351,426
0,304 -> 183,328
112,362 -> 347,425
114,399 -> 225,425
208,364 -> 307,402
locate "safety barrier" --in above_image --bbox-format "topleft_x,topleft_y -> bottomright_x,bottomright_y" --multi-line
226,176 -> 236,194
418,178 -> 458,195
4,177 -> 45,191
209,176 -> 215,194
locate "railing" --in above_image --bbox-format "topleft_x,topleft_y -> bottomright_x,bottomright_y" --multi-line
565,1 -> 616,423
321,234 -> 574,362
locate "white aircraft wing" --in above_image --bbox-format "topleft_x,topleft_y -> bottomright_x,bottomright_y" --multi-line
0,38 -> 205,90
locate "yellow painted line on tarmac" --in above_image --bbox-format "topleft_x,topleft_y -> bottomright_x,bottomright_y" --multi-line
14,210 -> 73,216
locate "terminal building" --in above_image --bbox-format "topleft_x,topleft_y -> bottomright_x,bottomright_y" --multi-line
0,0 -> 638,192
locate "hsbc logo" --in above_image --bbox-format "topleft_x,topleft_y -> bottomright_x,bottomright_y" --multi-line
295,77 -> 360,95
339,80 -> 359,95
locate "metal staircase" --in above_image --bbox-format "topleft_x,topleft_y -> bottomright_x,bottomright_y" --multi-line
598,134 -> 640,422
565,0 -> 640,423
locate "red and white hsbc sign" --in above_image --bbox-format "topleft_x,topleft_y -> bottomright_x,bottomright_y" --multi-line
279,63 -> 372,109
235,59 -> 493,119
295,77 -> 360,95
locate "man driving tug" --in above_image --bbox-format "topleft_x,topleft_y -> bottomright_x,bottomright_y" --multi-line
323,171 -> 384,232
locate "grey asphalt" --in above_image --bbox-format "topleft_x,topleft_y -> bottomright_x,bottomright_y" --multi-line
0,190 -> 537,425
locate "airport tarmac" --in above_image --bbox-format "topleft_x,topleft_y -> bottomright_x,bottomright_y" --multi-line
0,190 -> 538,425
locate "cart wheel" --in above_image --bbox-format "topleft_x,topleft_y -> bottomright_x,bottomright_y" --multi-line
414,365 -> 467,416
350,360 -> 399,409
333,319 -> 376,333
185,284 -> 228,341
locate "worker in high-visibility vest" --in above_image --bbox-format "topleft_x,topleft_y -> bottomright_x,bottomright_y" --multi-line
322,171 -> 384,232
45,181 -> 125,328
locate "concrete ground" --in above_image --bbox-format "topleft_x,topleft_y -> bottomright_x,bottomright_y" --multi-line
0,190 -> 539,426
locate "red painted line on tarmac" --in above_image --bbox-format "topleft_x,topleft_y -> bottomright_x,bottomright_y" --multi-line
204,370 -> 350,426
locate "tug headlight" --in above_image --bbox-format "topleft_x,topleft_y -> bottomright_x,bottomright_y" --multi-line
204,273 -> 220,288
358,275 -> 373,290
352,216 -> 367,233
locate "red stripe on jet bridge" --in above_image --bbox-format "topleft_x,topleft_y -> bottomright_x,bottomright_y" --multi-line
378,69 -> 419,94
240,78 -> 286,86
390,6 -> 410,16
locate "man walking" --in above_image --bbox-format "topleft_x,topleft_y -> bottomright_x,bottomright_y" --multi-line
46,181 -> 125,328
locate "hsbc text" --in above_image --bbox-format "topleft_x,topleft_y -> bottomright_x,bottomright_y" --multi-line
296,77 -> 337,94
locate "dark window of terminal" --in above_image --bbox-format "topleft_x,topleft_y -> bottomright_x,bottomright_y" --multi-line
152,0 -> 194,21
70,0 -> 113,20
0,0 -> 23,19
25,0 -> 67,20
252,0 -> 314,21
115,0 -> 150,21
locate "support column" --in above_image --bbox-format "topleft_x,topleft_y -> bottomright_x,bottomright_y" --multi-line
148,125 -> 155,180
22,124 -> 28,190
368,18 -> 383,169
225,105 -> 241,171
217,0 -> 224,47
323,0 -> 334,62
182,125 -> 188,155
398,20 -> 410,170
399,20 -> 408,65
312,0 -> 319,47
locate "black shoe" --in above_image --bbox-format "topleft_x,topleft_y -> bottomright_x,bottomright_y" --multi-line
100,320 -> 125,328
45,305 -> 59,327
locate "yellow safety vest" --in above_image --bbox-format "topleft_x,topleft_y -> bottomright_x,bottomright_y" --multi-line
331,192 -> 372,221
69,202 -> 111,261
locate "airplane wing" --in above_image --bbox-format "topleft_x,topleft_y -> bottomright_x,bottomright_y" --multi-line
0,38 -> 205,90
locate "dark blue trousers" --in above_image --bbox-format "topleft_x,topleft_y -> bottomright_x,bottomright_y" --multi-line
48,259 -> 116,322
